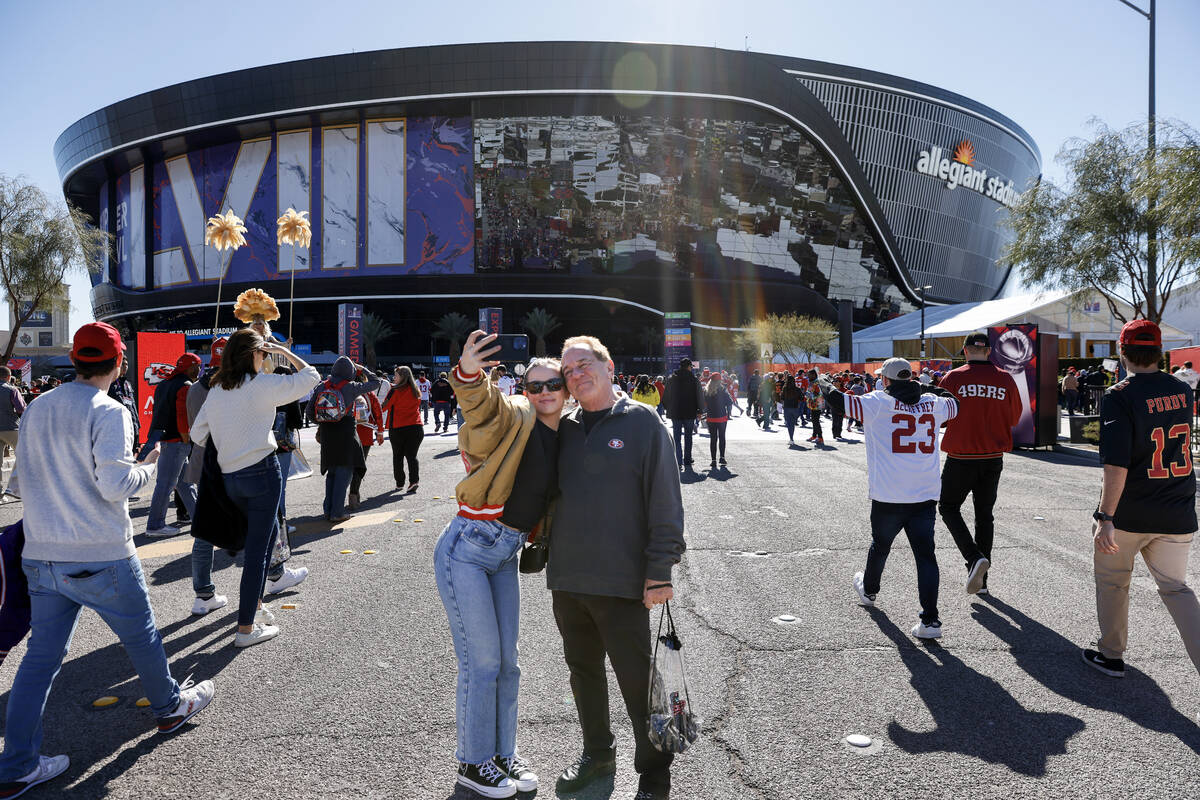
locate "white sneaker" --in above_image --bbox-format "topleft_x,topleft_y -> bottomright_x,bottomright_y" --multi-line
966,557 -> 990,595
286,524 -> 297,534
852,572 -> 876,607
265,566 -> 309,595
234,623 -> 280,648
191,595 -> 228,615
912,620 -> 943,639
157,678 -> 215,732
145,525 -> 184,538
5,754 -> 69,798
255,606 -> 276,625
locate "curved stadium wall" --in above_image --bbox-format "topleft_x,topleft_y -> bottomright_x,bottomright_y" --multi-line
55,42 -> 1040,362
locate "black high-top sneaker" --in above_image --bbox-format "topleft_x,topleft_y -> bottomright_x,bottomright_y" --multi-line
457,760 -> 516,798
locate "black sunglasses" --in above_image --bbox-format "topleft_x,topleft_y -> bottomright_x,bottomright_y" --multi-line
525,378 -> 565,394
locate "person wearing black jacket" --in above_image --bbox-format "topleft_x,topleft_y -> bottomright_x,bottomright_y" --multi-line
107,357 -> 139,450
553,335 -> 685,800
780,372 -> 805,445
430,372 -> 455,432
663,359 -> 703,469
702,374 -> 733,468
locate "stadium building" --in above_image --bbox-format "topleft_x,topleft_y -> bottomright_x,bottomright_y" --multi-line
55,41 -> 1041,364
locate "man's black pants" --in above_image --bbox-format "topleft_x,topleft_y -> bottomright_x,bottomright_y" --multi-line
938,456 -> 1003,571
552,591 -> 672,792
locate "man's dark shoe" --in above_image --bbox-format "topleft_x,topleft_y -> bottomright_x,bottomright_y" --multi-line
1082,648 -> 1126,678
634,789 -> 669,800
556,752 -> 616,792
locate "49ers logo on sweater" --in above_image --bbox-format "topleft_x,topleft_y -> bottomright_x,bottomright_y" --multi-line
954,384 -> 1008,400
607,438 -> 625,450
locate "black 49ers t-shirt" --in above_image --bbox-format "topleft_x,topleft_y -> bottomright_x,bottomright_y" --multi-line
1100,371 -> 1197,534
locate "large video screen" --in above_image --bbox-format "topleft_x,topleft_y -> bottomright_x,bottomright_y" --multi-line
475,115 -> 911,324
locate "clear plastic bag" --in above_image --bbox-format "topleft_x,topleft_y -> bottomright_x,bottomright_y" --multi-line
647,601 -> 701,754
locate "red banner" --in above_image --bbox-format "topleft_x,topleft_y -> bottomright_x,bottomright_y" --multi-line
136,332 -> 185,441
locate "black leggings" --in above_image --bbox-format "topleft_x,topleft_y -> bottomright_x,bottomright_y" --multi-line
389,425 -> 424,486
708,421 -> 727,460
350,444 -> 371,495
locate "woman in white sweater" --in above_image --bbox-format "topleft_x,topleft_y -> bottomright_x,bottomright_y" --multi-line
190,330 -> 320,648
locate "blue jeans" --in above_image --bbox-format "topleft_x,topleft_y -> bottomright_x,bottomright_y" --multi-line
783,407 -> 802,441
863,500 -> 940,624
322,467 -> 353,519
0,556 -> 180,781
276,451 -> 293,517
671,419 -> 693,465
433,401 -> 451,430
221,455 -> 282,626
136,429 -> 163,461
434,516 -> 525,764
147,441 -> 197,529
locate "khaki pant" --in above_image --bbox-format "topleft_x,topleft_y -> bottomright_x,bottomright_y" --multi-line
1094,528 -> 1200,674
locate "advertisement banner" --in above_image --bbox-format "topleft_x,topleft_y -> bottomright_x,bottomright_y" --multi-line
338,303 -> 363,362
136,332 -> 185,442
17,302 -> 52,328
664,312 -> 692,373
989,324 -> 1038,447
478,307 -> 503,335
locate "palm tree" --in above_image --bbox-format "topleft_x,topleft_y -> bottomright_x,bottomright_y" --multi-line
521,308 -> 562,356
360,312 -> 395,370
432,312 -> 473,363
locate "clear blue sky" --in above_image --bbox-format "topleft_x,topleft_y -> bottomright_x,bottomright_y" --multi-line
2,0 -> 1197,335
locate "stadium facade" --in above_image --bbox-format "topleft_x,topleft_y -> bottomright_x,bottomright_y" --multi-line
55,42 -> 1041,363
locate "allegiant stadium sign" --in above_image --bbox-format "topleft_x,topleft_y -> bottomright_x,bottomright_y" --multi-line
914,140 -> 1022,209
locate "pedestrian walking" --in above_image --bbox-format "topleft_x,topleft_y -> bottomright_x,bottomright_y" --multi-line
308,356 -> 381,522
747,369 -> 762,419
1083,319 -> 1200,678
663,358 -> 703,469
0,367 -> 24,499
1061,368 -> 1080,416
937,332 -> 1022,595
780,371 -> 804,444
0,323 -> 215,798
553,335 -> 685,800
703,373 -> 732,468
830,358 -> 958,639
416,370 -> 432,425
144,353 -> 202,537
804,370 -> 825,445
382,366 -> 425,493
434,331 -> 566,798
632,374 -> 661,409
107,357 -> 139,453
431,371 -> 454,432
190,331 -> 320,647
349,367 -> 384,510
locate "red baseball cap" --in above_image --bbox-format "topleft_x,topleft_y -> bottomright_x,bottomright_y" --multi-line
70,322 -> 126,362
1119,319 -> 1162,347
210,337 -> 228,366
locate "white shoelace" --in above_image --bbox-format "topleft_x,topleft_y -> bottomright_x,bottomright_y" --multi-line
478,760 -> 508,783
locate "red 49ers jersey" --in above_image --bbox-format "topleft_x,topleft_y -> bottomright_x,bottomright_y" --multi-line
844,390 -> 958,503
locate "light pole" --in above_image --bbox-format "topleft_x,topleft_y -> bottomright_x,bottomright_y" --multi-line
919,285 -> 932,360
1116,0 -> 1156,314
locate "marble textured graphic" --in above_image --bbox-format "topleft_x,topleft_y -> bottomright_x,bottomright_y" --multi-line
322,126 -> 359,269
367,120 -> 406,266
277,130 -> 312,271
128,166 -> 146,289
405,117 -> 474,273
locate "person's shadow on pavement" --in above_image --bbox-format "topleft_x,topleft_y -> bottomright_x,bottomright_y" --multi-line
971,594 -> 1200,755
866,607 -> 1085,776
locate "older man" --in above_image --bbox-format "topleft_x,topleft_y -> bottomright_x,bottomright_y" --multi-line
552,335 -> 686,800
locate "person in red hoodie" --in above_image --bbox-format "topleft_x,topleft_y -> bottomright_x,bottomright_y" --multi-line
348,367 -> 384,510
937,331 -> 1022,595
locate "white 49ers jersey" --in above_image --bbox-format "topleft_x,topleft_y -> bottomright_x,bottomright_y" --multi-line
843,390 -> 958,503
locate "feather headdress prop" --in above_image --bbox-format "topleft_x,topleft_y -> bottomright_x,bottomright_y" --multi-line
276,208 -> 312,248
233,288 -> 281,324
204,210 -> 247,252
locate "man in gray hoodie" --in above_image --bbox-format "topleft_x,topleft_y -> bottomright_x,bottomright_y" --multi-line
307,356 -> 380,522
551,335 -> 686,800
0,323 -> 215,798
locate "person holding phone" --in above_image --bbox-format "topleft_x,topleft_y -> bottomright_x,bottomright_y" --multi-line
434,331 -> 566,799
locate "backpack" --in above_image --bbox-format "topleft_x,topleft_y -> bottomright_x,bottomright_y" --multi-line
314,379 -> 349,423
353,395 -> 374,427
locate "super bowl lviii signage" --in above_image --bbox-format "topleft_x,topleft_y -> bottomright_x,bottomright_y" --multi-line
136,332 -> 185,441
338,303 -> 363,363
914,140 -> 1022,208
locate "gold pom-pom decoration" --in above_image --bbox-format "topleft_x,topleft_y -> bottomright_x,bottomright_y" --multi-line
233,288 -> 281,324
276,208 -> 312,247
204,209 -> 248,252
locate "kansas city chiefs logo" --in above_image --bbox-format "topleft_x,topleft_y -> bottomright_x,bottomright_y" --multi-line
143,363 -> 174,386
607,438 -> 624,450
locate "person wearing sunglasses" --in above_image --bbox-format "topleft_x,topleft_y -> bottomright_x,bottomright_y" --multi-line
434,331 -> 567,799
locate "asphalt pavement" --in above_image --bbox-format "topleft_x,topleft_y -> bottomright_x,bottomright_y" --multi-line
0,410 -> 1197,800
